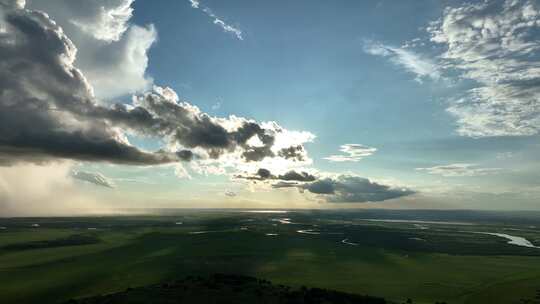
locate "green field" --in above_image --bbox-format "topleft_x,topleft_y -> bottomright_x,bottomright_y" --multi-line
1,210 -> 540,304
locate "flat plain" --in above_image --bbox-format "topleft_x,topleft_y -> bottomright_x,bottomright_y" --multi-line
1,209 -> 540,304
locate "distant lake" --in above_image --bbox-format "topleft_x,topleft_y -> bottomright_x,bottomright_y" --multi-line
244,210 -> 289,214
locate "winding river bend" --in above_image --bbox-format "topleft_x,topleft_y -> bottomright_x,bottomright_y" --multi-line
478,232 -> 540,249
341,238 -> 358,246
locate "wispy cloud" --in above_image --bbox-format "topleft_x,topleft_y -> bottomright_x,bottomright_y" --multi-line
71,170 -> 115,188
363,40 -> 441,83
174,164 -> 192,179
188,0 -> 243,40
416,163 -> 501,177
211,100 -> 222,110
225,190 -> 236,197
324,144 -> 377,162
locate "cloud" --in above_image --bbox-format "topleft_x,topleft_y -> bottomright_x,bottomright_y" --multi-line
0,0 -> 22,9
496,152 -> 515,160
71,170 -> 114,188
255,168 -> 272,179
324,144 -> 377,162
236,168 -> 414,203
236,168 -> 317,182
363,40 -> 442,83
0,3 -> 314,171
416,163 -> 501,177
183,121 -> 315,178
0,0 -> 326,213
130,88 -> 314,166
189,0 -> 200,9
27,0 -> 155,99
174,163 -> 192,179
278,170 -> 317,182
211,101 -> 221,110
273,174 -> 415,203
427,0 -> 540,137
187,0 -> 243,40
63,0 -> 134,42
0,4 -> 175,165
277,145 -> 306,162
77,24 -> 156,99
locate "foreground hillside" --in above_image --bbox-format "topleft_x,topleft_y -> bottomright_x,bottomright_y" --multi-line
66,274 -> 388,304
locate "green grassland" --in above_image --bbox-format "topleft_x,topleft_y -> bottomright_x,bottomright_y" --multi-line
1,210 -> 540,304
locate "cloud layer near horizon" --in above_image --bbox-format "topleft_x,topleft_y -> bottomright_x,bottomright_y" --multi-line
237,168 -> 415,203
273,174 -> 415,203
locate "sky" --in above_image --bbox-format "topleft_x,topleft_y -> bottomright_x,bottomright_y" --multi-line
1,0 -> 540,215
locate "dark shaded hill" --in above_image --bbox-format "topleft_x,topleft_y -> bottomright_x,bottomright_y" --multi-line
66,274 -> 388,304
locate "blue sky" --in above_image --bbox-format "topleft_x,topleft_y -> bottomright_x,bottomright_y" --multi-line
1,0 -> 540,214
134,0 -> 451,169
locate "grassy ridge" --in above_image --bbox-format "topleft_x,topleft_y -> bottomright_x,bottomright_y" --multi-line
66,274 -> 388,304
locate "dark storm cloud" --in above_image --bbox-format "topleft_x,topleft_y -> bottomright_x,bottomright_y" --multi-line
132,90 -> 280,161
273,175 -> 415,203
0,4 -> 304,167
0,126 -> 179,166
0,6 -> 176,165
132,91 -> 232,149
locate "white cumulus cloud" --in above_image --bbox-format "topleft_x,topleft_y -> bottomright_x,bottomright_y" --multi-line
428,0 -> 540,137
416,163 -> 501,177
28,0 -> 156,99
